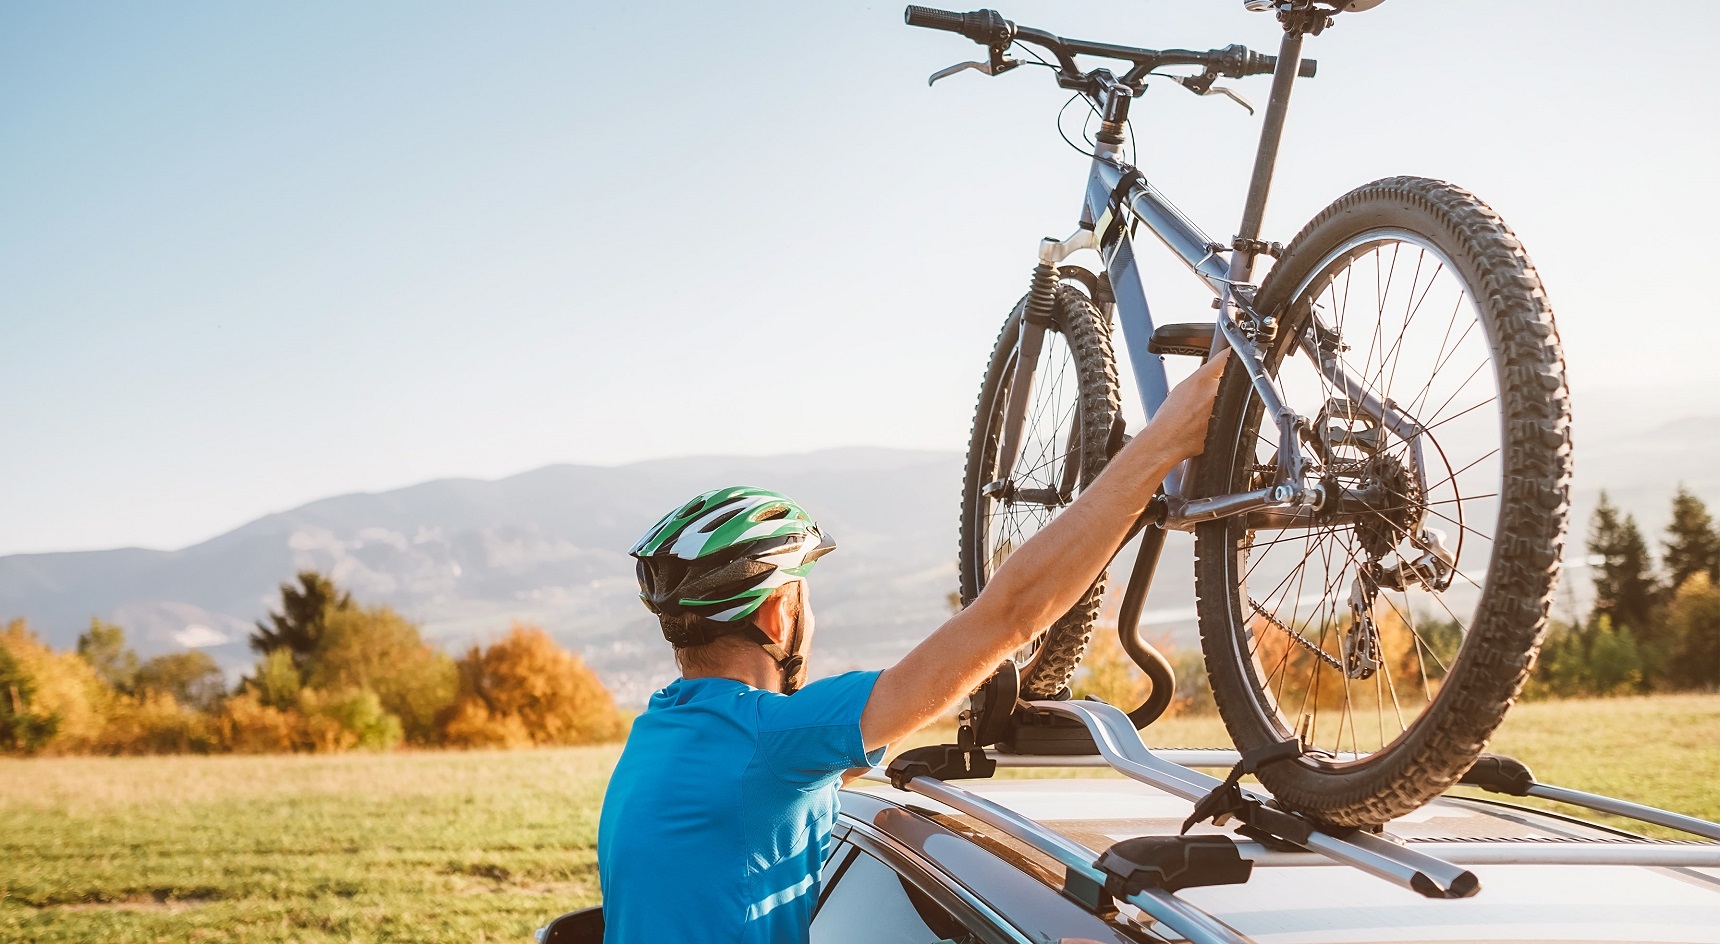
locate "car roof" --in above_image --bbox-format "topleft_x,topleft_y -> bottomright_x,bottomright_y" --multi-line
843,776 -> 1720,944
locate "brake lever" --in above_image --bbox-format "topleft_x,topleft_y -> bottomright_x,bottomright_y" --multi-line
1166,73 -> 1256,115
928,45 -> 1020,86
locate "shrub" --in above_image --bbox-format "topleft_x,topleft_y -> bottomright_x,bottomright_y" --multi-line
299,688 -> 403,752
440,624 -> 624,748
217,690 -> 307,754
0,619 -> 110,753
97,690 -> 218,755
306,606 -> 455,744
1071,629 -> 1145,710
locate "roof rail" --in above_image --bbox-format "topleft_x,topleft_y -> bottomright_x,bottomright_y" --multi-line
872,698 -> 1720,940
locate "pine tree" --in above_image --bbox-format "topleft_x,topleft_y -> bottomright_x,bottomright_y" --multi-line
1663,485 -> 1720,592
250,571 -> 354,669
1587,492 -> 1661,640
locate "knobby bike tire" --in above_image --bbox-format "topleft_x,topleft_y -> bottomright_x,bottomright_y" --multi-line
960,284 -> 1120,698
1193,176 -> 1572,826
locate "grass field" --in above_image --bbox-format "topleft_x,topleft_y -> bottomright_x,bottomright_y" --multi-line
3,693 -> 1716,943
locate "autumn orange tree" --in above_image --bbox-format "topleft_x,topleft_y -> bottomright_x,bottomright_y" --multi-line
440,624 -> 625,748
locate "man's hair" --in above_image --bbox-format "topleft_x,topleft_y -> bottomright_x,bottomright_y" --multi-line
666,583 -> 804,675
673,631 -> 762,675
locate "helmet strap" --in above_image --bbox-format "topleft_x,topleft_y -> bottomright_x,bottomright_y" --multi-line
747,592 -> 809,695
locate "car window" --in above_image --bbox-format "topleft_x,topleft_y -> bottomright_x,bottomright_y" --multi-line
812,840 -> 857,917
811,846 -> 978,944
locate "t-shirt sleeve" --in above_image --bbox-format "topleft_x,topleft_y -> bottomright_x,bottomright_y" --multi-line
755,670 -> 886,788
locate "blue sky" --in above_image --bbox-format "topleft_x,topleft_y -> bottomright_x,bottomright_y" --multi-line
2,1 -> 1716,555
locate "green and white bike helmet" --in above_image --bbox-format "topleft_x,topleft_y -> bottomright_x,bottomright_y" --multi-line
630,485 -> 836,649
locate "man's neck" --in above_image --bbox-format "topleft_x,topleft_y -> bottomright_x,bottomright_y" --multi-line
682,647 -> 782,693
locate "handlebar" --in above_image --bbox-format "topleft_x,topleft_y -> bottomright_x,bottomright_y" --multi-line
904,5 -> 1316,88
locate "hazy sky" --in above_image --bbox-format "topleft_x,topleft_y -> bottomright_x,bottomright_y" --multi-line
3,1 -> 1717,556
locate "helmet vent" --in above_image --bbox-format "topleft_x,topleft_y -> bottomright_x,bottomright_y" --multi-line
699,507 -> 745,533
754,505 -> 789,522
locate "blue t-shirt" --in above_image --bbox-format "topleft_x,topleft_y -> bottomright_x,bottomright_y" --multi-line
597,670 -> 885,944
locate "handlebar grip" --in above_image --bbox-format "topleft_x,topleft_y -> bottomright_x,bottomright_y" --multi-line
903,6 -> 1015,46
905,5 -> 966,32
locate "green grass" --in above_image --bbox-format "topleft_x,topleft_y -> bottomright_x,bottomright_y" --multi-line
0,748 -> 621,943
3,694 -> 1716,941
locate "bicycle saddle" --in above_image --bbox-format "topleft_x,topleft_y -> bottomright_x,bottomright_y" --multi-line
1147,322 -> 1217,359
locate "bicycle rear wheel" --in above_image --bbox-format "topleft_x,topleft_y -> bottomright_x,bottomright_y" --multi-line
960,283 -> 1120,698
1193,177 -> 1571,826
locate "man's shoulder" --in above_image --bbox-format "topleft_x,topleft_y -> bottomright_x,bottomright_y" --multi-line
755,670 -> 882,733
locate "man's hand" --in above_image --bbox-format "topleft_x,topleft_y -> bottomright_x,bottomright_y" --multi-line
860,349 -> 1231,751
1142,350 -> 1229,463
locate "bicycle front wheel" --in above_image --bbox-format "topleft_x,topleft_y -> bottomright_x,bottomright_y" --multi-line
960,283 -> 1120,698
1193,176 -> 1571,826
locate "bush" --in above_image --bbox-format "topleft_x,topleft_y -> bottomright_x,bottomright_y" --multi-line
299,688 -> 403,752
1070,629 -> 1145,710
306,606 -> 455,744
0,619 -> 110,753
217,690 -> 307,754
440,624 -> 624,748
97,690 -> 218,755
1528,616 -> 1646,698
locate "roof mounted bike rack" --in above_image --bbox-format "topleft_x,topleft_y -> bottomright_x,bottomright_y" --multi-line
985,741 -> 1720,843
1027,700 -> 1482,898
877,698 -> 1720,944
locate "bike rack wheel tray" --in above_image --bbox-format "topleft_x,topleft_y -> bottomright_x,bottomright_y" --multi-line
878,699 -> 1720,944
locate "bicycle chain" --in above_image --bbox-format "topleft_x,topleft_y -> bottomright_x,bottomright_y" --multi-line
1248,597 -> 1344,671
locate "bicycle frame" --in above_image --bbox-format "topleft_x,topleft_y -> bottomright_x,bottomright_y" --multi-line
1013,29 -> 1433,534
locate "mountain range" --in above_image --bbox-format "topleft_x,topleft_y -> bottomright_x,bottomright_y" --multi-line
3,385 -> 1714,705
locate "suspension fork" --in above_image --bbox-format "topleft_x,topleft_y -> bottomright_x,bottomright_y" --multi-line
989,231 -> 1098,494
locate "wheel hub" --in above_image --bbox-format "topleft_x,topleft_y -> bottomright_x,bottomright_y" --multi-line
1353,453 -> 1421,560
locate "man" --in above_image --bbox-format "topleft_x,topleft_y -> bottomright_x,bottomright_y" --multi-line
598,352 -> 1227,943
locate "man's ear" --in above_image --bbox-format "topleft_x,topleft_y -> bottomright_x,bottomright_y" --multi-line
751,586 -> 795,649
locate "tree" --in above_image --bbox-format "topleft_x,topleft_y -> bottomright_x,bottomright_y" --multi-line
304,605 -> 456,744
135,650 -> 226,712
1663,573 -> 1720,690
0,619 -> 108,752
76,619 -> 139,693
1587,493 -> 1661,641
1582,616 -> 1646,695
1664,486 -> 1720,592
245,649 -> 303,711
440,624 -> 625,748
251,571 -> 353,669
0,639 -> 56,753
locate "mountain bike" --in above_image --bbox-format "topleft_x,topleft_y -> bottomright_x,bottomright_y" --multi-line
911,0 -> 1572,826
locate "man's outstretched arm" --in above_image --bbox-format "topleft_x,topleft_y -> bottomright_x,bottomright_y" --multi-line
860,352 -> 1228,752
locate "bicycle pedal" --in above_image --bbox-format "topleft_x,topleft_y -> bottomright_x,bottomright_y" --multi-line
1148,323 -> 1218,358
